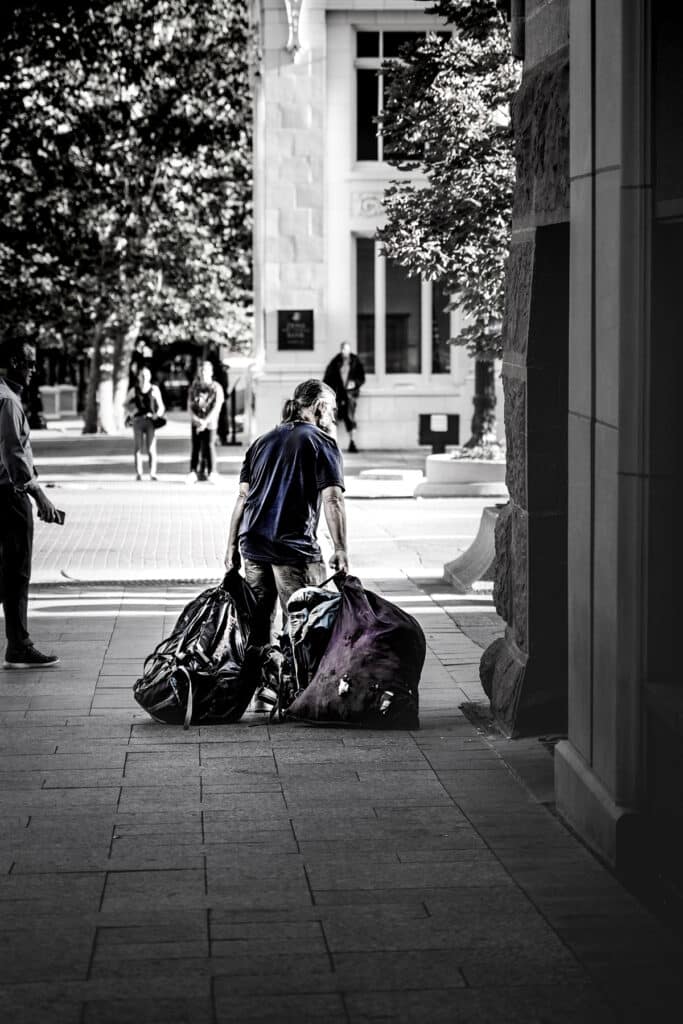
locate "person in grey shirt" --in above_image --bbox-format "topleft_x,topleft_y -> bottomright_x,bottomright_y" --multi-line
0,337 -> 61,668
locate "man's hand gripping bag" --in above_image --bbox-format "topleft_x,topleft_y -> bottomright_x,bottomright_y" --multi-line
285,574 -> 423,729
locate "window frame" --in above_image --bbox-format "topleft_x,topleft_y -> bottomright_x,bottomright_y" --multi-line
354,234 -> 454,382
353,27 -> 452,166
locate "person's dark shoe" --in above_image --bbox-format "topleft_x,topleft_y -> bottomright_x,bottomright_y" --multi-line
348,441 -> 358,454
4,645 -> 60,669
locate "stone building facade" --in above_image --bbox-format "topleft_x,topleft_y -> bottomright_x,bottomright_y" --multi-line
247,0 -> 503,448
484,0 -> 683,878
480,1 -> 569,738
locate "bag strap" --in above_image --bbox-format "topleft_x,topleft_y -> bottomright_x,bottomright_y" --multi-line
174,666 -> 193,730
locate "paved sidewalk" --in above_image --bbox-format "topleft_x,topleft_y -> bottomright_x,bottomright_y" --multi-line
30,417 -> 431,495
1,580 -> 681,1023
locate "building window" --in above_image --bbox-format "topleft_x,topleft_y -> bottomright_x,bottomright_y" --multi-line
356,69 -> 380,161
386,256 -> 421,373
356,237 -> 375,373
355,237 -> 451,377
431,280 -> 451,374
355,29 -> 450,163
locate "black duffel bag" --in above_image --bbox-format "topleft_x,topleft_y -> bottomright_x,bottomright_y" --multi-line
133,570 -> 262,728
285,574 -> 424,730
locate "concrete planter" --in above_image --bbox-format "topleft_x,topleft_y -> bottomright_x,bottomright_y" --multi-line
414,454 -> 508,498
443,505 -> 502,592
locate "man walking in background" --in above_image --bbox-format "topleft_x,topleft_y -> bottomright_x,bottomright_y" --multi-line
0,337 -> 61,668
224,379 -> 348,640
323,341 -> 365,453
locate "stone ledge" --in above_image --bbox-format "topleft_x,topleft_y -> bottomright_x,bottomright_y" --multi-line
415,482 -> 509,498
414,454 -> 508,498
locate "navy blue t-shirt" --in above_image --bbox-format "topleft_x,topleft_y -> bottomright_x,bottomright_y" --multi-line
238,421 -> 345,565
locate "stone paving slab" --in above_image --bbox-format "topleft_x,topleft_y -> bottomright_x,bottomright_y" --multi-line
1,581 -> 682,1022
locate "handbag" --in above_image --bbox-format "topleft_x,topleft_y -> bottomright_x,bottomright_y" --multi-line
152,415 -> 167,429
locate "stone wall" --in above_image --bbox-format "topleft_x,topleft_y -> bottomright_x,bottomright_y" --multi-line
257,0 -> 327,357
480,0 -> 570,736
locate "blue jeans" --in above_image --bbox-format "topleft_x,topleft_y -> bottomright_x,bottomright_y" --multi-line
243,558 -> 325,643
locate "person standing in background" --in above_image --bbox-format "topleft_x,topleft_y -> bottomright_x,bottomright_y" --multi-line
323,341 -> 365,453
125,367 -> 165,481
0,337 -> 61,668
127,340 -> 153,389
186,360 -> 224,484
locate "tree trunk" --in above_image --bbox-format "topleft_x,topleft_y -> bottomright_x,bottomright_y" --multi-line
96,335 -> 117,434
85,321 -> 138,434
82,329 -> 102,434
111,325 -> 134,434
83,328 -> 120,434
466,357 -> 497,447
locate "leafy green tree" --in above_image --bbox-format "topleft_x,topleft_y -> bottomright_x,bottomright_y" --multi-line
378,0 -> 519,444
0,0 -> 252,432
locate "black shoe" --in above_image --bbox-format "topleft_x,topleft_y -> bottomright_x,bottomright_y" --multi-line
4,646 -> 60,669
348,441 -> 358,454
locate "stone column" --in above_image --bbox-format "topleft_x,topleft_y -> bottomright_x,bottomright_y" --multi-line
480,0 -> 570,736
249,0 -> 326,435
555,0 -> 673,870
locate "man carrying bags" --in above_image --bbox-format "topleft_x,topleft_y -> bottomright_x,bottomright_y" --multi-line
224,378 -> 348,639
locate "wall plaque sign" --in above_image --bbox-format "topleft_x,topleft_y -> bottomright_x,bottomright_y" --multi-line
277,309 -> 314,350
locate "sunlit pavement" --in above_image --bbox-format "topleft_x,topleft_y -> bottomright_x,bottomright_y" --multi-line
1,428 -> 681,1021
2,579 -> 681,1023
28,421 -> 498,589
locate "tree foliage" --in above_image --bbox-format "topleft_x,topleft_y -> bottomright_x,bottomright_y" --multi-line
0,0 -> 253,428
378,0 -> 519,360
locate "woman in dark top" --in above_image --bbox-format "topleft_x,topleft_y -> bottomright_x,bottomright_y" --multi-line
125,367 -> 165,481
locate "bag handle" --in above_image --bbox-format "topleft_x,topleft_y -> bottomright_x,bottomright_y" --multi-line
172,666 -> 193,731
321,569 -> 347,589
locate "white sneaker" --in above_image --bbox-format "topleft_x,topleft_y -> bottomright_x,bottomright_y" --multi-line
185,472 -> 198,485
207,473 -> 219,485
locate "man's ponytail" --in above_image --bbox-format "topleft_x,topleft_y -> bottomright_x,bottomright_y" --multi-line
281,397 -> 302,423
281,379 -> 336,424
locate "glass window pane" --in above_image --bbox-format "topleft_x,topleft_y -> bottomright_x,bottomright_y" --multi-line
356,69 -> 378,161
356,238 -> 375,373
383,31 -> 423,58
382,72 -> 410,165
432,280 -> 451,373
357,31 -> 379,57
386,257 -> 421,373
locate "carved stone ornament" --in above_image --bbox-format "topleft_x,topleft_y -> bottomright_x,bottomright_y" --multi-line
352,192 -> 384,217
284,0 -> 304,55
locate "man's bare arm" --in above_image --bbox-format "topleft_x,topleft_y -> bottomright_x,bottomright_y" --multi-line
24,479 -> 59,523
321,485 -> 348,573
224,481 -> 249,571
